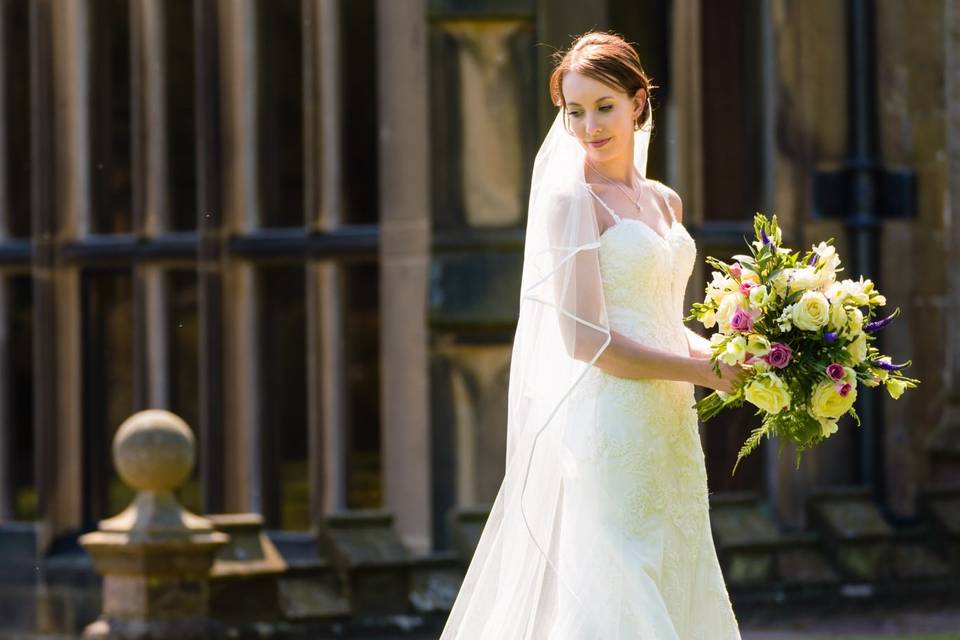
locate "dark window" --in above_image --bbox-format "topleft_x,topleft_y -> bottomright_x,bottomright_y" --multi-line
167,269 -> 200,514
344,262 -> 381,509
4,0 -> 31,238
8,277 -> 34,519
90,0 -> 133,235
257,0 -> 304,228
82,270 -> 135,523
341,0 -> 379,225
165,0 -> 198,232
258,265 -> 307,529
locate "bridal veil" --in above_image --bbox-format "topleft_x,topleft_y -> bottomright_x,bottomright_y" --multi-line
440,108 -> 654,639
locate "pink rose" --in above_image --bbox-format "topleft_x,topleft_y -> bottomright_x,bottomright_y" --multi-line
826,363 -> 845,381
835,382 -> 853,397
764,342 -> 793,369
740,282 -> 754,296
730,308 -> 754,332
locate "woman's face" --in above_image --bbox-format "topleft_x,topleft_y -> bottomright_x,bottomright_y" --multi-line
561,71 -> 644,164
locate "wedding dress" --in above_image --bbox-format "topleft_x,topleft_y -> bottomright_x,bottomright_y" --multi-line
441,109 -> 741,639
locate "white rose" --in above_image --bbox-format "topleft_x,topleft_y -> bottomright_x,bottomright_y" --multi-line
791,291 -> 830,331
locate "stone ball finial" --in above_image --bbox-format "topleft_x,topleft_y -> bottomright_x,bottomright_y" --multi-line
112,409 -> 195,492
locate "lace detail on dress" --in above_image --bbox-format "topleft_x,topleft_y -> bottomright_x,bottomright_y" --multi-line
561,202 -> 742,638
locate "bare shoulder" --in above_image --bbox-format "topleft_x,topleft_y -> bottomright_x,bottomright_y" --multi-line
650,179 -> 683,223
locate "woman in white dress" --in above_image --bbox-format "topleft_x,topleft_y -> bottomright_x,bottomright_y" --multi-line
441,31 -> 746,639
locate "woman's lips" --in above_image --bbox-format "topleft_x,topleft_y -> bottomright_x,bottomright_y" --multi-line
588,137 -> 611,149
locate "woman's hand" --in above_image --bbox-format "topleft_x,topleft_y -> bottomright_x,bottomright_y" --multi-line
695,358 -> 747,394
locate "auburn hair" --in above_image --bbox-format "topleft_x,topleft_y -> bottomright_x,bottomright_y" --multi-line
549,31 -> 655,132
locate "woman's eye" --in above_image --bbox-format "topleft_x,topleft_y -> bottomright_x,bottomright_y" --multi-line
600,105 -> 613,111
569,111 -> 582,118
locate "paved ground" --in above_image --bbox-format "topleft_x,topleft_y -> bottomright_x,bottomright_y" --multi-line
739,598 -> 960,639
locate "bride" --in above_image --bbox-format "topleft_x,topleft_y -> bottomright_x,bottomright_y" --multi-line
440,31 -> 745,639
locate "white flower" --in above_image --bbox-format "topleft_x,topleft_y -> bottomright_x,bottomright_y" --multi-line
700,309 -> 716,329
840,278 -> 870,306
716,292 -> 745,334
886,377 -> 907,399
846,333 -> 868,364
790,267 -> 820,293
719,335 -> 748,366
748,284 -> 770,309
846,307 -> 864,336
706,272 -> 738,305
818,417 -> 839,438
791,291 -> 830,331
746,334 -> 771,357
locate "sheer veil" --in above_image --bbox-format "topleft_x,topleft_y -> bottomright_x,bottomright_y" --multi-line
440,108 -> 653,639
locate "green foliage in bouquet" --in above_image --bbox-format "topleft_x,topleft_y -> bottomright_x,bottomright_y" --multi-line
686,214 -> 920,475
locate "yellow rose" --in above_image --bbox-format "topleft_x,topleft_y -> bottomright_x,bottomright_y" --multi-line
810,380 -> 858,420
846,333 -> 868,364
744,372 -> 791,414
791,291 -> 830,331
885,378 -> 907,399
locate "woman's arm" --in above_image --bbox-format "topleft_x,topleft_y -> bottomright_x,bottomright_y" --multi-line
586,329 -> 714,388
684,326 -> 713,359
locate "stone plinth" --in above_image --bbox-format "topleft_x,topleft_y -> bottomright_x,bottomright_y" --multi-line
318,511 -> 411,615
806,486 -> 894,582
80,410 -> 228,639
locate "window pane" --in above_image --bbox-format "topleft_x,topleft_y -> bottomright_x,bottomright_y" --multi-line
8,277 -> 34,519
258,266 -> 307,529
344,263 -> 381,509
90,0 -> 133,235
82,270 -> 134,523
257,0 -> 304,228
340,0 -> 378,225
167,269 -> 200,513
3,0 -> 31,238
165,0 -> 198,232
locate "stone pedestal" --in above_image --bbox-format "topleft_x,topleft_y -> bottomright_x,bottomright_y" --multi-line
80,410 -> 228,639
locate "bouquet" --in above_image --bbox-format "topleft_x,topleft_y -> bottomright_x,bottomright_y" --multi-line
686,214 -> 920,474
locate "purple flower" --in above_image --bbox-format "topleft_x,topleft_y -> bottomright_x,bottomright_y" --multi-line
764,342 -> 793,369
826,363 -> 845,381
864,312 -> 896,332
835,382 -> 853,397
730,308 -> 754,332
824,331 -> 838,343
872,359 -> 909,371
808,253 -> 818,266
761,228 -> 771,245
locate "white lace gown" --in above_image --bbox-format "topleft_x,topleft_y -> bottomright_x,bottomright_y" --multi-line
557,185 -> 742,639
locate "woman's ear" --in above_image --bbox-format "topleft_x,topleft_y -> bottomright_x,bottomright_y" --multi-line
633,88 -> 647,121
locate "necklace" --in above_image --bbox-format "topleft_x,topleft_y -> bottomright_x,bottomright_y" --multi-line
586,160 -> 646,212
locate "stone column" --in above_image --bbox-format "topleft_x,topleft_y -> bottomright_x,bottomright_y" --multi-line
81,410 -> 228,639
928,0 -> 960,482
377,0 -> 432,553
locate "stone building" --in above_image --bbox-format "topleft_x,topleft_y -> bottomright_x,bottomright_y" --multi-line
0,0 -> 957,635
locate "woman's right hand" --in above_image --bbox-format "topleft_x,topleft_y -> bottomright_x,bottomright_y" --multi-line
696,358 -> 747,394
